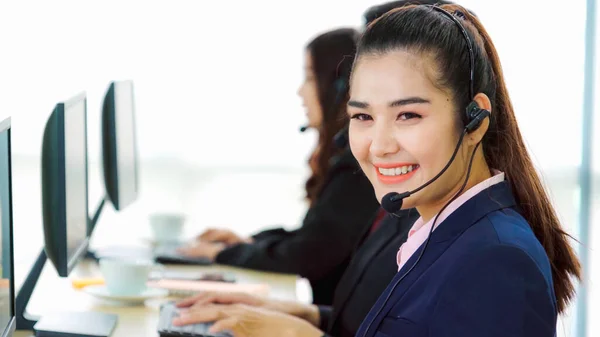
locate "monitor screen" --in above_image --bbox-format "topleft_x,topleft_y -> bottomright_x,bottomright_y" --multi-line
41,93 -> 90,277
64,98 -> 89,269
0,118 -> 14,337
114,81 -> 137,208
102,80 -> 138,211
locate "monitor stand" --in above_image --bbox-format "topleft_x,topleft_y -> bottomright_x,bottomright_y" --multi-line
16,249 -> 118,337
83,197 -> 160,264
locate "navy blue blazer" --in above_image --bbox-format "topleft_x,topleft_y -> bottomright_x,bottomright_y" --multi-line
356,181 -> 558,337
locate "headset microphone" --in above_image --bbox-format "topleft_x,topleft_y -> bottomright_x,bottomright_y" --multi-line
380,191 -> 410,213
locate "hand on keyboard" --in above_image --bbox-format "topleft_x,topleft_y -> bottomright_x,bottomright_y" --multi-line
176,291 -> 320,327
176,241 -> 226,261
158,302 -> 231,337
197,228 -> 253,246
176,292 -> 265,309
171,303 -> 324,337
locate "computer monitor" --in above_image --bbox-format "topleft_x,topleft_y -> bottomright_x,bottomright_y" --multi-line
85,80 -> 140,258
102,80 -> 139,211
16,94 -> 117,337
89,80 -> 210,265
41,93 -> 89,277
0,117 -> 16,337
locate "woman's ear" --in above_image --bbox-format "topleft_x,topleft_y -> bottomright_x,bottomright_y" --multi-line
473,92 -> 492,112
466,93 -> 492,145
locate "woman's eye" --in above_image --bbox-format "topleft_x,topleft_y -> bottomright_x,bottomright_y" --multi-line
398,112 -> 421,120
350,113 -> 373,121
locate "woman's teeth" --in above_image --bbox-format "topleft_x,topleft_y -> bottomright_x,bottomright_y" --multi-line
378,165 -> 418,176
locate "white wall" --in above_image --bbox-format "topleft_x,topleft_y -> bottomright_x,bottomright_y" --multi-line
0,0 -> 596,336
0,0 -> 591,170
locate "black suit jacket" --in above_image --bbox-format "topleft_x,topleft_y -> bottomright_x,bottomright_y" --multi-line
319,208 -> 419,337
215,149 -> 380,305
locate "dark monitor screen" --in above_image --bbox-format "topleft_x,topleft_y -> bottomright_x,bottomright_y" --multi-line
0,117 -> 15,337
102,80 -> 138,211
41,93 -> 89,277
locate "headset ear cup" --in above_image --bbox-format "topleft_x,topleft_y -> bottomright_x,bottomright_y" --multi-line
465,101 -> 480,121
333,126 -> 349,149
465,109 -> 491,133
334,78 -> 348,92
333,78 -> 348,105
465,101 -> 491,133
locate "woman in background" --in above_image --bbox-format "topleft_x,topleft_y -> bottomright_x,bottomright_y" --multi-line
178,28 -> 380,306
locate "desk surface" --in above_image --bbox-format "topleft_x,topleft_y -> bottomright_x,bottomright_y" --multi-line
14,260 -> 298,337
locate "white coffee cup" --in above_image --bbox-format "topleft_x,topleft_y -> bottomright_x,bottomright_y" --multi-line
99,258 -> 163,296
149,213 -> 186,244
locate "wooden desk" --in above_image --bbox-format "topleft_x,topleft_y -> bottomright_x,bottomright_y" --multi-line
14,260 -> 298,337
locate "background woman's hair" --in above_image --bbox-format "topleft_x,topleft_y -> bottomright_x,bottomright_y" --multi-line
357,4 -> 580,312
304,28 -> 359,205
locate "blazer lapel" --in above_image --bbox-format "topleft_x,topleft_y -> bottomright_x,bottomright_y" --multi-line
330,208 -> 419,331
360,182 -> 517,337
328,214 -> 400,329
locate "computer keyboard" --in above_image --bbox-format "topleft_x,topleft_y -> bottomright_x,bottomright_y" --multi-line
87,244 -> 212,266
157,302 -> 232,337
154,246 -> 212,265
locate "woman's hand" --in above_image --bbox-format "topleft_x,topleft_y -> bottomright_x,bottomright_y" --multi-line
176,241 -> 226,260
197,228 -> 253,245
176,292 -> 321,327
176,292 -> 266,309
172,303 -> 324,337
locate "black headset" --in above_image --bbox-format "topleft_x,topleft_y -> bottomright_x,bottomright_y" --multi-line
445,6 -> 490,132
362,5 -> 491,337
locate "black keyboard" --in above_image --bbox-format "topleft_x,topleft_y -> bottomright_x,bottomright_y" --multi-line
157,302 -> 232,337
154,246 -> 213,265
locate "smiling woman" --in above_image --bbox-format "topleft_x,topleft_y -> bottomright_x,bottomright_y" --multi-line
347,4 -> 581,337
347,48 -> 494,220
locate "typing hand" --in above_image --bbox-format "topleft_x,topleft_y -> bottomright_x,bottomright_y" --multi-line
172,304 -> 323,337
176,292 -> 320,327
176,292 -> 265,309
197,228 -> 253,245
176,242 -> 226,260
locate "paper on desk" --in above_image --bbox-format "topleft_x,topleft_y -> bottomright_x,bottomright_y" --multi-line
146,279 -> 270,296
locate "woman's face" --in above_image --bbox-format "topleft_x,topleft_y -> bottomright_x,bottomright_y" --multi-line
348,50 -> 473,213
298,52 -> 323,128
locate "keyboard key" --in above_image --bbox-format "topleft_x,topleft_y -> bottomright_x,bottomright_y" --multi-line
157,302 -> 233,337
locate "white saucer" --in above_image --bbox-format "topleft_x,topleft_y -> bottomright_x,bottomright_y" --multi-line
83,285 -> 169,305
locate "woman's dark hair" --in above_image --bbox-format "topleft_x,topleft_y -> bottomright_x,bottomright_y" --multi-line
363,0 -> 458,26
304,28 -> 359,205
356,4 -> 580,313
